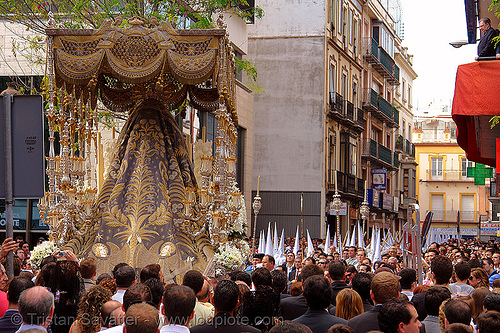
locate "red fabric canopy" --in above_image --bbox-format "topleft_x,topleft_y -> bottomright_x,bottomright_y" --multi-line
452,61 -> 500,167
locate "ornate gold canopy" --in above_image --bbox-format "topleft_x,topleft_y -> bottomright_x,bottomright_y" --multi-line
46,16 -> 237,124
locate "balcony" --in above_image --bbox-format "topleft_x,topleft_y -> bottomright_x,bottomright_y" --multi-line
393,152 -> 399,168
352,108 -> 365,133
364,89 -> 398,128
403,139 -> 412,155
424,170 -> 475,181
327,170 -> 365,199
362,37 -> 400,85
393,107 -> 399,126
344,100 -> 355,124
361,139 -> 397,170
427,210 -> 478,223
363,88 -> 379,112
329,92 -> 344,120
378,144 -> 392,164
395,135 -> 404,152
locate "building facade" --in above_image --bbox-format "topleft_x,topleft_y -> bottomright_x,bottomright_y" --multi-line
413,117 -> 489,238
248,0 -> 417,239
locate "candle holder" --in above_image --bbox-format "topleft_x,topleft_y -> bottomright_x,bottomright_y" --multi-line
332,190 -> 342,253
251,194 -> 262,254
183,106 -> 242,245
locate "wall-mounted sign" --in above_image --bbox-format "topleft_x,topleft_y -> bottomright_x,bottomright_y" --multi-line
372,169 -> 387,191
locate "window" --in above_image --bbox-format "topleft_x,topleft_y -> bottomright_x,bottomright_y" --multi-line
349,9 -> 353,45
402,80 -> 406,102
372,24 -> 394,57
353,17 -> 358,55
461,158 -> 474,179
342,7 -> 348,44
234,50 -> 243,82
236,127 -> 246,191
461,194 -> 475,221
408,85 -> 412,106
330,0 -> 336,29
349,137 -> 357,175
431,157 -> 443,180
431,194 -> 444,221
329,63 -> 336,96
341,72 -> 347,99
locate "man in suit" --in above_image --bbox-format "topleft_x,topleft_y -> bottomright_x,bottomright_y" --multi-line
328,260 -> 350,306
281,251 -> 297,281
347,271 -> 400,333
476,17 -> 500,59
378,298 -> 422,333
351,273 -> 373,312
190,279 -> 260,333
278,264 -> 325,320
421,287 -> 451,333
16,286 -> 55,332
293,275 -> 347,333
161,285 -> 196,333
0,277 -> 34,333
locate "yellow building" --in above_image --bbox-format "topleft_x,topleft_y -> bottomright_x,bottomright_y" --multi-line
413,117 -> 490,237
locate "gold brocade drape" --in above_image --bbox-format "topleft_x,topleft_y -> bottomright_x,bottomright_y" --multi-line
65,106 -> 212,281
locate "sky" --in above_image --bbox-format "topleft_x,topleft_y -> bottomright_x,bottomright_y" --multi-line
400,0 -> 477,116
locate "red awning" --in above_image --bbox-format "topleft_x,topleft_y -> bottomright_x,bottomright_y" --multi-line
452,61 -> 500,167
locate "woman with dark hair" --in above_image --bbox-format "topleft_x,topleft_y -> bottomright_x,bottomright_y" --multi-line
471,287 -> 490,324
47,252 -> 84,333
139,263 -> 163,283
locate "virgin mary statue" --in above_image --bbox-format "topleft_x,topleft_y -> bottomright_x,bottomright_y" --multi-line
42,17 -> 237,281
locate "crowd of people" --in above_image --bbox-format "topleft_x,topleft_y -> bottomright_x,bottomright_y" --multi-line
1,236 -> 500,333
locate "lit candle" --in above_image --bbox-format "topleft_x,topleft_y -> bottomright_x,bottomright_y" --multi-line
257,175 -> 261,196
301,193 -> 303,211
364,179 -> 367,200
335,170 -> 338,191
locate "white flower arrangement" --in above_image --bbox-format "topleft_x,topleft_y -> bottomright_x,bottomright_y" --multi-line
227,193 -> 247,237
30,240 -> 59,270
214,242 -> 245,271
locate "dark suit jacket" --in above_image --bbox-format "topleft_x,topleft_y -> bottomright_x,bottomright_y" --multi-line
347,305 -> 381,333
362,300 -> 374,312
478,27 -> 500,57
411,290 -> 427,321
190,312 -> 261,333
294,309 -> 348,333
331,280 -> 350,305
0,309 -> 22,333
281,263 -> 297,281
278,295 -> 308,320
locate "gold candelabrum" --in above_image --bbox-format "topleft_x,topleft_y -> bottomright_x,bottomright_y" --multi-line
38,26 -> 98,246
183,106 -> 242,245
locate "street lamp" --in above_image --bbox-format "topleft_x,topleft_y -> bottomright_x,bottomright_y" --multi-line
449,40 -> 469,48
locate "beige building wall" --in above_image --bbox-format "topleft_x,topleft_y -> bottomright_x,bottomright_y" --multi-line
235,82 -> 254,226
415,142 -> 487,235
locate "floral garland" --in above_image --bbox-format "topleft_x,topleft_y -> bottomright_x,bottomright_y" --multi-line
30,240 -> 59,269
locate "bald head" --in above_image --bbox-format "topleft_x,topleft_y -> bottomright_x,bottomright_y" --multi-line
101,300 -> 124,328
18,286 -> 54,327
